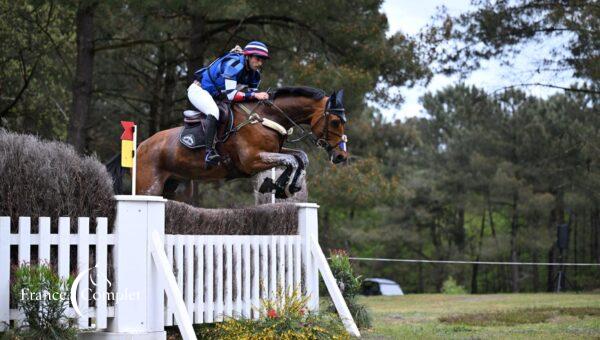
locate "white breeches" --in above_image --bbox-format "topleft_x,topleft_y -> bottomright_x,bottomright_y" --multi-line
187,82 -> 219,119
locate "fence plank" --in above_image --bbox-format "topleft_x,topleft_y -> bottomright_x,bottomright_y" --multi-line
0,217 -> 9,329
18,217 -> 31,264
185,238 -> 194,321
252,238 -> 260,320
234,240 -> 242,317
194,236 -> 204,323
269,236 -> 277,299
224,240 -> 232,318
58,218 -> 70,280
176,237 -> 184,304
242,240 -> 250,319
38,217 -> 51,264
95,218 -> 108,329
205,236 -> 214,323
77,217 -> 90,328
278,236 -> 285,298
165,236 -> 174,326
149,231 -> 196,340
260,238 -> 268,303
215,240 -> 223,322
294,237 -> 301,291
286,237 -> 293,295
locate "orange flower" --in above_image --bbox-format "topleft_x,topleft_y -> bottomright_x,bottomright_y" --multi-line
267,309 -> 277,318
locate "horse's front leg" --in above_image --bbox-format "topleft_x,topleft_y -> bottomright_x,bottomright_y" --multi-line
280,148 -> 308,195
253,152 -> 299,198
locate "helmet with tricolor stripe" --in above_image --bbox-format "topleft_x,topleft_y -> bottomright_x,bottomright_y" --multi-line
243,41 -> 270,59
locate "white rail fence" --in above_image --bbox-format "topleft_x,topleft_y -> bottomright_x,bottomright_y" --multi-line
0,197 -> 359,339
0,216 -> 114,330
163,235 -> 304,325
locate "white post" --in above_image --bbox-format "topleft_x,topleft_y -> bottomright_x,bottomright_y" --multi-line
132,125 -> 137,196
297,203 -> 319,311
81,195 -> 167,339
0,217 -> 9,330
271,168 -> 276,203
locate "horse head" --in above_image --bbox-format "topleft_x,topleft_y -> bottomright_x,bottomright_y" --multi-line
310,89 -> 348,164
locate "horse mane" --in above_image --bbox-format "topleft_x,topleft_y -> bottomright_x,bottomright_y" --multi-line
272,86 -> 325,100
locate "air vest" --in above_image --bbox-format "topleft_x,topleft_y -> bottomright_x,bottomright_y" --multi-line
194,53 -> 261,98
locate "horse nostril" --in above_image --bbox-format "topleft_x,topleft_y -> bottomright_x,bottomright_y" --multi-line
335,154 -> 345,163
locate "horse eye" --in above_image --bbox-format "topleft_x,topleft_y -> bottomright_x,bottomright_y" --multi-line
331,120 -> 341,128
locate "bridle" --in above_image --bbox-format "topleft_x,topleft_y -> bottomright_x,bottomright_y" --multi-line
263,96 -> 348,153
311,104 -> 348,153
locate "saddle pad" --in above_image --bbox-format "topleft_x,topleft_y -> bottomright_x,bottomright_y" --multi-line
179,121 -> 206,149
178,102 -> 234,149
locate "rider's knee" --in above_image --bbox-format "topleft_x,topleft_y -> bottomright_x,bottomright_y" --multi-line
206,105 -> 219,120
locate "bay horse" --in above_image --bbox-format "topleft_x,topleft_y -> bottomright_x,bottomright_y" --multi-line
115,86 -> 348,201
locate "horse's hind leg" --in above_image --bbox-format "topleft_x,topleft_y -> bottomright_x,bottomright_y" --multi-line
163,178 -> 194,203
136,166 -> 169,196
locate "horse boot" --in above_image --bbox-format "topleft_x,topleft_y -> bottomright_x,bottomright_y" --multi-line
204,115 -> 222,169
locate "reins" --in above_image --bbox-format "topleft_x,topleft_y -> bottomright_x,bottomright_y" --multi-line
219,95 -> 346,153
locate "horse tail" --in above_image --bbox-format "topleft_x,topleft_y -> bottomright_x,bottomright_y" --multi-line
105,153 -> 125,194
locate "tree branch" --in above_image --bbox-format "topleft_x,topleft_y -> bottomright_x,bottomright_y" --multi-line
0,55 -> 39,119
493,83 -> 599,95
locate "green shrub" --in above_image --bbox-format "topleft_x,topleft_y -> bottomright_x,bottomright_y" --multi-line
326,249 -> 372,329
441,276 -> 467,294
196,288 -> 349,339
4,263 -> 76,339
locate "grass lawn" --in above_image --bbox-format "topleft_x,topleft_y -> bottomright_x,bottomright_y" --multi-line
359,293 -> 600,339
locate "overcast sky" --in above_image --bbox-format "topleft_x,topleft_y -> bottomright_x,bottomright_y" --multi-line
380,0 -> 576,120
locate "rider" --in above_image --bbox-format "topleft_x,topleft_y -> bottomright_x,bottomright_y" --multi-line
188,41 -> 271,168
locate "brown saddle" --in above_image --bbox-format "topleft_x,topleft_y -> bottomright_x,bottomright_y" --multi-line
179,102 -> 233,149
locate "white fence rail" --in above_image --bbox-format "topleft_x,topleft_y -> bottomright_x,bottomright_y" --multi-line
163,235 -> 303,325
0,216 -> 114,330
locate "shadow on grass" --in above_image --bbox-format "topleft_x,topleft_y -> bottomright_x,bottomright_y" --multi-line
439,307 -> 600,326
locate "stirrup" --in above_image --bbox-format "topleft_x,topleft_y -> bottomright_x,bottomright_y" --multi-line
205,149 -> 222,168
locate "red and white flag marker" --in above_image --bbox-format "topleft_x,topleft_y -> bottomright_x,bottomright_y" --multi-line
120,121 -> 137,195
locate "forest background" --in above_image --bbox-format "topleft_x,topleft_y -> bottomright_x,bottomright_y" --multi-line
1,0 -> 598,293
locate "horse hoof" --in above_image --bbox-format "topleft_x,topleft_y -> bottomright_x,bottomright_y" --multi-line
259,178 -> 275,193
289,185 -> 302,194
275,188 -> 289,199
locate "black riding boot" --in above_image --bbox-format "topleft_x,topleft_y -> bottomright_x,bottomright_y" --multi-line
204,115 -> 222,169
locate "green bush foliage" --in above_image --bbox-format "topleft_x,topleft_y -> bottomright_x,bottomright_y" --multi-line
196,288 -> 349,339
327,249 -> 371,329
4,263 -> 76,339
441,276 -> 467,295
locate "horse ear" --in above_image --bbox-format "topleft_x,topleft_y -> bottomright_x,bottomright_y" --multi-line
336,89 -> 344,107
329,91 -> 337,103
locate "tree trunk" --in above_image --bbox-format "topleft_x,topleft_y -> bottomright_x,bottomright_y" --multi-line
188,14 -> 207,84
532,251 -> 539,291
471,210 -> 486,294
546,192 -> 565,291
454,207 -> 466,251
593,207 -> 600,263
67,1 -> 97,153
510,192 -> 519,292
148,47 -> 166,136
160,54 -> 178,129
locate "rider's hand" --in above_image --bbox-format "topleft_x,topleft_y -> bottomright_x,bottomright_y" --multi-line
253,92 -> 269,100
